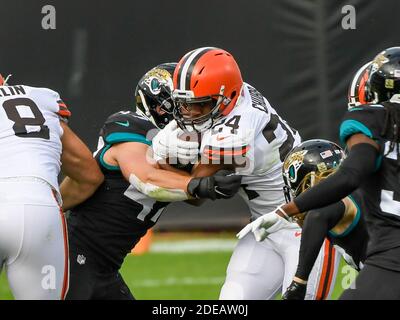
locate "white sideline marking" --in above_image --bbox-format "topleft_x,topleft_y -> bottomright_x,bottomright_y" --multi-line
150,239 -> 236,253
132,276 -> 225,287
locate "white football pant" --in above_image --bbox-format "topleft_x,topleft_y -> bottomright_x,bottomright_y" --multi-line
0,177 -> 69,300
220,226 -> 340,300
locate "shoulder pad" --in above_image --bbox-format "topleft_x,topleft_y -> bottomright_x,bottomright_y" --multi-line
339,106 -> 385,146
100,111 -> 156,145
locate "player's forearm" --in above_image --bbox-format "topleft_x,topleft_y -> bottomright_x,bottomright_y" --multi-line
60,176 -> 102,211
190,162 -> 228,178
143,168 -> 192,191
128,168 -> 193,202
295,202 -> 345,280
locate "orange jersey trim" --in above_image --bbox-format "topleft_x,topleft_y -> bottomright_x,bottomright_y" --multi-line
203,145 -> 250,160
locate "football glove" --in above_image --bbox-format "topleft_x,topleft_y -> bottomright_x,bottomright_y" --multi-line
282,280 -> 307,300
152,120 -> 199,164
237,207 -> 297,241
188,170 -> 242,200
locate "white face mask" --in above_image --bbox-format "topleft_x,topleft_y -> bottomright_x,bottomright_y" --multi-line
182,118 -> 213,133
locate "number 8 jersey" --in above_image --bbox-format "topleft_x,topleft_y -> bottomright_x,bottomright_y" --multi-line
200,83 -> 302,219
0,85 -> 70,191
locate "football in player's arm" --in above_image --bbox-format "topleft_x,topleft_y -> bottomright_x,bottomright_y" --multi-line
94,111 -> 241,203
153,48 -> 340,300
63,63 -> 242,300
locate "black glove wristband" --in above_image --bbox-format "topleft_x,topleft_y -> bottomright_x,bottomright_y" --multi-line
282,280 -> 307,300
187,177 -> 216,200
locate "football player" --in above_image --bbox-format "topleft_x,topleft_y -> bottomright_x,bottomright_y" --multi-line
0,74 -> 103,299
153,47 -> 341,299
63,63 -> 242,300
277,140 -> 368,299
245,47 -> 400,299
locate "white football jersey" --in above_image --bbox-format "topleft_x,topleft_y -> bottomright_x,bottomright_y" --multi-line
0,85 -> 70,192
200,83 -> 301,218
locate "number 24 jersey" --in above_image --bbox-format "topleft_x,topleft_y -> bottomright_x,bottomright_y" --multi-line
200,83 -> 301,218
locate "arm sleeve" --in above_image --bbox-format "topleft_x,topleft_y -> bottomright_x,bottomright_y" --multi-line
293,143 -> 379,213
295,201 -> 345,280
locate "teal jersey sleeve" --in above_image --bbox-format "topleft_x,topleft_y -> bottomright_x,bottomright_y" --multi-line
96,111 -> 157,171
100,111 -> 156,146
339,105 -> 386,170
339,105 -> 386,148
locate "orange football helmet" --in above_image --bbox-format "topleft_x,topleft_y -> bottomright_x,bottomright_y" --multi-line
347,61 -> 372,109
172,47 -> 243,132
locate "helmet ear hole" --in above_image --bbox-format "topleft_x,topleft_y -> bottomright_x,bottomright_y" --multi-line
230,91 -> 237,99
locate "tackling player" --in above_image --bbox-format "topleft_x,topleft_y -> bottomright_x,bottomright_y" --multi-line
278,140 -> 368,299
0,74 -> 103,299
153,47 -> 340,299
245,47 -> 400,299
63,63 -> 242,300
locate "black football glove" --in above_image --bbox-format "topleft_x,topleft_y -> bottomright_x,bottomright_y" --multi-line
187,170 -> 242,200
282,280 -> 307,300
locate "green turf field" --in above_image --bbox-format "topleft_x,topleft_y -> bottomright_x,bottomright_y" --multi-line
0,234 -> 352,300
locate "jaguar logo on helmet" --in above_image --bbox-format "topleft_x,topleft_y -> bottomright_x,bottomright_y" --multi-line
144,68 -> 174,95
283,150 -> 307,172
367,47 -> 400,103
282,139 -> 345,203
372,53 -> 389,70
135,63 -> 177,129
283,150 -> 308,185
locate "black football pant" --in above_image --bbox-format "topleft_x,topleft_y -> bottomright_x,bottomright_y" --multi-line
340,264 -> 400,300
66,247 -> 135,300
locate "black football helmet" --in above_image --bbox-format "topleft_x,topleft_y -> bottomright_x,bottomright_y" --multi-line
282,139 -> 345,203
135,63 -> 177,129
365,47 -> 400,103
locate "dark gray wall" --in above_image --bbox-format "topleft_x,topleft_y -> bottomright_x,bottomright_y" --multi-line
0,0 -> 399,229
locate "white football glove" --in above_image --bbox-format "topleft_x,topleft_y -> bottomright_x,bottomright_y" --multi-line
237,208 -> 297,242
152,120 -> 199,164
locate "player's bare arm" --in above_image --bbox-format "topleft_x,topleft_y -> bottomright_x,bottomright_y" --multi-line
104,141 -> 241,202
105,141 -> 192,192
60,121 -> 104,211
